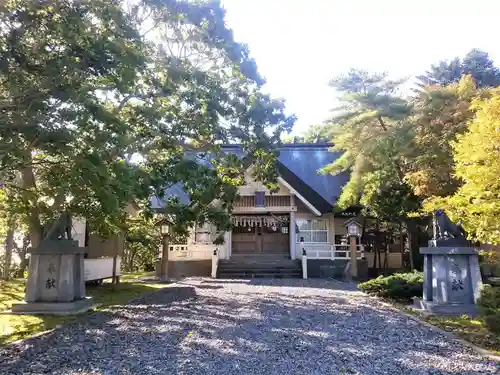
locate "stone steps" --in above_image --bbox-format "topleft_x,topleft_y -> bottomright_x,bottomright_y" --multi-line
218,272 -> 302,279
217,258 -> 302,279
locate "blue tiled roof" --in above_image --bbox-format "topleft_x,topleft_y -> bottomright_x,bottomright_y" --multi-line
151,183 -> 190,206
277,145 -> 349,208
151,144 -> 349,213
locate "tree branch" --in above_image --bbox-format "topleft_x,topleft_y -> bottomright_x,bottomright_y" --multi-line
116,93 -> 140,112
140,17 -> 163,38
377,115 -> 388,131
175,141 -> 214,152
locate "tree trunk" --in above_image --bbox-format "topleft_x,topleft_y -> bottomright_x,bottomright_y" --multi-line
14,233 -> 30,278
161,234 -> 169,280
122,247 -> 129,271
399,223 -> 406,270
20,164 -> 42,247
406,219 -> 419,270
16,256 -> 28,278
128,251 -> 136,272
3,221 -> 15,280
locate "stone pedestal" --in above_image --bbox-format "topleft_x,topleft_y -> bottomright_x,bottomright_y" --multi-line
413,244 -> 482,316
12,240 -> 94,315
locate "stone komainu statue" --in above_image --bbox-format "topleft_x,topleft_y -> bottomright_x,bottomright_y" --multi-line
433,209 -> 469,246
42,212 -> 73,240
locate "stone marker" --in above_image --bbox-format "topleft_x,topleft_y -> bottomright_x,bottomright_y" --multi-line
413,209 -> 482,316
11,214 -> 94,315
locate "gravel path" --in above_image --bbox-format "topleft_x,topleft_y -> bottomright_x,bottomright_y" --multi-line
0,278 -> 498,375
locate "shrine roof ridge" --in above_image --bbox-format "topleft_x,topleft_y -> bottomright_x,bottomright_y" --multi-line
151,143 -> 349,214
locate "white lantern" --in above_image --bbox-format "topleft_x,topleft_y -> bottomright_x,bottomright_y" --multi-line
160,224 -> 170,235
347,222 -> 360,236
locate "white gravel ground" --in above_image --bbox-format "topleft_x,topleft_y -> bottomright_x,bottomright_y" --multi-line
0,278 -> 498,375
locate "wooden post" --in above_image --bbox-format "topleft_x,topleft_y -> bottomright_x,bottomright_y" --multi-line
349,235 -> 358,278
211,249 -> 218,278
407,220 -> 415,270
302,249 -> 308,279
111,233 -> 120,284
160,234 -> 169,281
289,211 -> 296,259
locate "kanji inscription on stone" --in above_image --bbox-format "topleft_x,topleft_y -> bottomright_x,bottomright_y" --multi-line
45,277 -> 56,289
47,263 -> 56,274
450,260 -> 463,291
451,279 -> 464,291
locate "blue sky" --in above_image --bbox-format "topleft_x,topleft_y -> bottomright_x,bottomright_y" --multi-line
222,0 -> 500,134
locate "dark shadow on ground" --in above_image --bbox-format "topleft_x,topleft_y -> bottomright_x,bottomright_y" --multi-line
0,282 -> 166,346
0,280 -> 496,375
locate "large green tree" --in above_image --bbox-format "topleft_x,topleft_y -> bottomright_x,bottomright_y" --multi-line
404,75 -> 482,199
308,59 -> 500,251
416,49 -> 500,88
317,72 -> 489,216
319,69 -> 418,221
0,0 -> 294,250
317,69 -> 424,269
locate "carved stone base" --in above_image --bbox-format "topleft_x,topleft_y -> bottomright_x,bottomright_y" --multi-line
10,297 -> 95,315
418,245 -> 482,317
24,240 -> 87,304
413,297 -> 478,316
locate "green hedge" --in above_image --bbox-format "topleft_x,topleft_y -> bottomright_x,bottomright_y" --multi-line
477,284 -> 500,334
358,271 -> 424,302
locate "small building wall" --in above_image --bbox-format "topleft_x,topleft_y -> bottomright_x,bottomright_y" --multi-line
295,200 -> 311,213
155,259 -> 211,278
184,230 -> 230,259
84,257 -> 122,281
307,259 -> 369,280
238,169 -> 290,196
86,233 -> 124,259
166,260 -> 212,278
364,252 -> 403,270
71,217 -> 124,259
168,243 -> 218,261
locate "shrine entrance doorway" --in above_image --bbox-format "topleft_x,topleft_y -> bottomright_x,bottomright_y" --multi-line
231,215 -> 289,256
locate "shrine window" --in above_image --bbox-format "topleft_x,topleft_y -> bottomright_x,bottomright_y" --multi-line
296,219 -> 328,243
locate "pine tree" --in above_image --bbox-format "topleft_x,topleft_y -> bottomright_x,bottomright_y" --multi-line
0,0 -> 295,246
416,49 -> 500,88
320,69 -> 418,220
416,58 -> 462,87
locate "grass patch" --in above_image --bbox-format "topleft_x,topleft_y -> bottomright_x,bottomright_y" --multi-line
398,305 -> 500,355
119,271 -> 155,282
0,272 -> 163,345
0,279 -> 26,311
360,272 -> 500,355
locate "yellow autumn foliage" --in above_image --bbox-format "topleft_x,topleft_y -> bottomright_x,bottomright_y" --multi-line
435,92 -> 500,244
